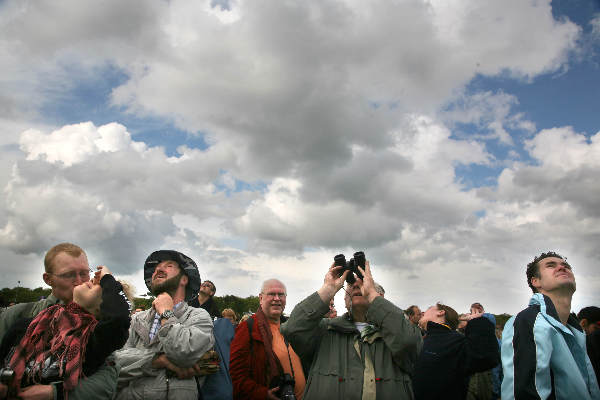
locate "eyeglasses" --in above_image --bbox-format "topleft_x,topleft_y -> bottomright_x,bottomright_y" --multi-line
49,269 -> 93,282
264,292 -> 286,299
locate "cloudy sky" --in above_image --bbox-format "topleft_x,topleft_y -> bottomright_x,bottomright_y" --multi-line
1,0 -> 599,315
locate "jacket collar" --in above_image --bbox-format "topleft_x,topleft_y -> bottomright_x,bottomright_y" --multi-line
529,293 -> 582,335
425,321 -> 453,334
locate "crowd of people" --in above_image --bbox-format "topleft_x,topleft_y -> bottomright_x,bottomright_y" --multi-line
0,243 -> 598,400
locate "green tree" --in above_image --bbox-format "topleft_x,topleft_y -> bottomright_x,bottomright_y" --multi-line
213,294 -> 259,317
0,286 -> 52,306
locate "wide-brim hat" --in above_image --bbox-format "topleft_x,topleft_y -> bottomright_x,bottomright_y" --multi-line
144,250 -> 200,302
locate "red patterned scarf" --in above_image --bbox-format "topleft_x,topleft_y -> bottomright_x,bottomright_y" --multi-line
9,302 -> 98,398
254,306 -> 283,384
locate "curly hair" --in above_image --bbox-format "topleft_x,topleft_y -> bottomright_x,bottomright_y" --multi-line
526,251 -> 566,293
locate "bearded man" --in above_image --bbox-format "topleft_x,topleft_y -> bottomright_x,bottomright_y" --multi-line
114,250 -> 215,400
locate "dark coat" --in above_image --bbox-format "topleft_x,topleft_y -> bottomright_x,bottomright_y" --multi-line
413,318 -> 500,400
230,314 -> 285,400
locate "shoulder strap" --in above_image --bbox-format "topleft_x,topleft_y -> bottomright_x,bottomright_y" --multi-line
247,317 -> 254,354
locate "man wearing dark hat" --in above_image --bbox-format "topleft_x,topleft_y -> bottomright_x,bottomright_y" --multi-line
114,250 -> 215,400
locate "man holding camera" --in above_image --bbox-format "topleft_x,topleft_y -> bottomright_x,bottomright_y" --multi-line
230,278 -> 306,399
113,250 -> 215,400
282,261 -> 422,400
0,243 -> 120,400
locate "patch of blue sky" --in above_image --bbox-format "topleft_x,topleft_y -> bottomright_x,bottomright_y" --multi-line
454,163 -> 504,190
463,1 -> 600,138
474,210 -> 486,218
38,63 -> 209,157
213,170 -> 267,196
451,1 -> 600,189
552,0 -> 600,34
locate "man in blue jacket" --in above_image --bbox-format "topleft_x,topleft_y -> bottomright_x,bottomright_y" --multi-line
501,251 -> 600,399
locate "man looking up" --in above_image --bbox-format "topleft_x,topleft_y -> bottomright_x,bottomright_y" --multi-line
282,262 -> 422,400
0,243 -> 121,400
578,306 -> 600,383
501,251 -> 600,399
230,278 -> 306,399
412,303 -> 500,399
405,305 -> 422,327
114,250 -> 214,400
189,279 -> 220,319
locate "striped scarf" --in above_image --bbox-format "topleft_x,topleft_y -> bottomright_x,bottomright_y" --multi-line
9,302 -> 98,398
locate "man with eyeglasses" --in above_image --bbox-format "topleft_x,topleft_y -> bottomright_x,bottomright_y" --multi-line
0,242 -> 121,400
189,280 -> 220,319
230,279 -> 306,399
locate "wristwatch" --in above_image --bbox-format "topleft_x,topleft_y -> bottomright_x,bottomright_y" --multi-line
160,309 -> 175,320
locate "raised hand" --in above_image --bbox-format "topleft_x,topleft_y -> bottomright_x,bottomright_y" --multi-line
153,293 -> 174,315
317,263 -> 349,304
93,265 -> 111,284
357,261 -> 378,303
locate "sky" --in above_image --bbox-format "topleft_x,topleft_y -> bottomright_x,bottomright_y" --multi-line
1,0 -> 599,316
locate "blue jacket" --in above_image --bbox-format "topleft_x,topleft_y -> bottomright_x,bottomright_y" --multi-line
501,293 -> 600,399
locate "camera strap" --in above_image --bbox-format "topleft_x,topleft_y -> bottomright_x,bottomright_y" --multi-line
283,337 -> 295,380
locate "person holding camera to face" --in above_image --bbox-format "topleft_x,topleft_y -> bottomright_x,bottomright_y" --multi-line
230,278 -> 306,400
281,253 -> 422,400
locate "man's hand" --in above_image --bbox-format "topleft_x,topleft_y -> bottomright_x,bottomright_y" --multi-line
317,263 -> 349,304
357,261 -> 378,303
152,354 -> 196,380
16,385 -> 53,400
193,350 -> 220,376
460,310 -> 484,322
92,265 -> 111,284
266,387 -> 280,400
153,293 -> 174,315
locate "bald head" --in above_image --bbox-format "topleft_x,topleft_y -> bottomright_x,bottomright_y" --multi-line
261,279 -> 286,294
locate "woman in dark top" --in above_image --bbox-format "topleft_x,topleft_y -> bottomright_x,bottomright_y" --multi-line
0,266 -> 131,399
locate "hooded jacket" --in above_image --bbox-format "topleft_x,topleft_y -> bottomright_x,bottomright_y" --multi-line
501,293 -> 600,400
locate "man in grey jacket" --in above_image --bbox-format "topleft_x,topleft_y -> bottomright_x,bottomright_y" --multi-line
282,261 -> 422,400
0,242 -> 120,400
114,250 -> 215,400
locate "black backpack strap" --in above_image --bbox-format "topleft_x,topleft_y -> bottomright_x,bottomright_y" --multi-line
247,316 -> 254,354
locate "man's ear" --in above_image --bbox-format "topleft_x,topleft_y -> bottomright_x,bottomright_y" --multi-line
42,272 -> 53,287
579,318 -> 588,330
531,276 -> 541,291
180,274 -> 189,287
438,309 -> 446,318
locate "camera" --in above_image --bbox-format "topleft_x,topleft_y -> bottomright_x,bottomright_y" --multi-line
333,251 -> 366,284
271,373 -> 296,400
0,367 -> 16,398
0,368 -> 14,385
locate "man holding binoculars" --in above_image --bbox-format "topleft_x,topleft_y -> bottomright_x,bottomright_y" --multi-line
282,253 -> 422,400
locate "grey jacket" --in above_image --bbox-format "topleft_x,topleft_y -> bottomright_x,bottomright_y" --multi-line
114,302 -> 215,400
282,292 -> 422,400
0,294 -> 120,400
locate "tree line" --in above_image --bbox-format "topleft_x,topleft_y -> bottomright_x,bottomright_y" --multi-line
0,286 -> 511,326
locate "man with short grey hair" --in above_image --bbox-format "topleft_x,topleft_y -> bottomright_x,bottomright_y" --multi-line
230,278 -> 306,399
